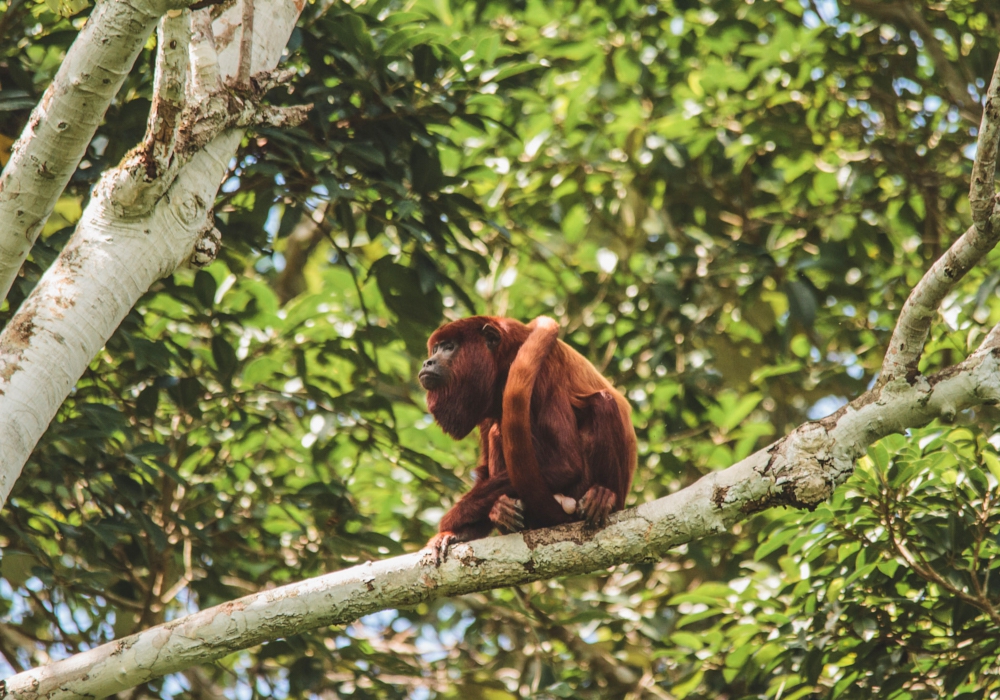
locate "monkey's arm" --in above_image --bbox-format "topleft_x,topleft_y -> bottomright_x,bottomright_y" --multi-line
427,470 -> 518,565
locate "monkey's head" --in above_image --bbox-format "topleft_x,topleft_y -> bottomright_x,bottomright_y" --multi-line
419,317 -> 505,438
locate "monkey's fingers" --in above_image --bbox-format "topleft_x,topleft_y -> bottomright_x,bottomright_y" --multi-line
425,532 -> 456,567
579,486 -> 616,528
489,495 -> 525,533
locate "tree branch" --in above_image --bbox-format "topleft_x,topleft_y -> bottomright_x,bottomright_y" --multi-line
970,53 -> 1000,231
0,0 -> 188,305
0,0 -> 303,509
879,52 -> 1000,385
188,8 -> 222,101
275,203 -> 327,304
5,339 -> 1000,699
108,62 -> 308,219
143,10 -> 192,179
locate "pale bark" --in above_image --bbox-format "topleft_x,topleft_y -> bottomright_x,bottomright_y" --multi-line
0,0 -> 305,506
144,10 -> 192,173
0,0 -> 184,303
3,341 -> 1000,699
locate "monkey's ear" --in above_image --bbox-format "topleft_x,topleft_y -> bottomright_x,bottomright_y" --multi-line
481,323 -> 502,350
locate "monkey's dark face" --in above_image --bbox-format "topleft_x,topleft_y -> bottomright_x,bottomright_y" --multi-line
421,321 -> 502,439
418,339 -> 458,390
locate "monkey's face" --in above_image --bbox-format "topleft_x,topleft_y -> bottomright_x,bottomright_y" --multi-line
420,321 -> 502,439
419,338 -> 458,390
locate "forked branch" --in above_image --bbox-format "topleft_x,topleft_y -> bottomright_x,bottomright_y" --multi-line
107,11 -> 309,218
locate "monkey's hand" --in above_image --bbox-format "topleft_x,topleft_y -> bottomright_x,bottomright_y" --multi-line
425,531 -> 457,567
489,495 -> 525,534
579,486 -> 616,528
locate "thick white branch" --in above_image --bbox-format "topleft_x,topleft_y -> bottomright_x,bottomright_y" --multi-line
0,131 -> 241,508
144,10 -> 192,176
0,0 -> 183,304
0,0 -> 302,507
880,51 -> 1000,383
4,344 -> 1000,699
188,8 -> 222,101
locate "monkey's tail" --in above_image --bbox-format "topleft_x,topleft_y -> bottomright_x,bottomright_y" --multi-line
501,316 -> 571,525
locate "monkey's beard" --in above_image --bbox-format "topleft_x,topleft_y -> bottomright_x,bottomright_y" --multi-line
425,364 -> 497,439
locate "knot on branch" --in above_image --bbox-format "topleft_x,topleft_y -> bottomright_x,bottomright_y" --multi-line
191,223 -> 221,267
764,423 -> 838,510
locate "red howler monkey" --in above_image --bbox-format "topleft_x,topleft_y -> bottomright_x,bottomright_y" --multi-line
418,316 -> 637,563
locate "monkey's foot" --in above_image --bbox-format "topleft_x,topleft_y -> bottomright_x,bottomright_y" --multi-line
425,531 -> 456,567
489,495 -> 525,534
579,486 -> 616,528
553,493 -> 578,514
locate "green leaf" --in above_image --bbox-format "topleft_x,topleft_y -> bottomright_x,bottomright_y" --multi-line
194,270 -> 217,309
409,143 -> 443,194
211,336 -> 238,379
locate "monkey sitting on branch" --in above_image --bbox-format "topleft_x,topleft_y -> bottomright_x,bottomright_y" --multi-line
418,316 -> 637,564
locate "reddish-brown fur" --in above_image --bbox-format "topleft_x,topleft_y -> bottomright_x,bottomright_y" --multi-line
421,316 -> 637,558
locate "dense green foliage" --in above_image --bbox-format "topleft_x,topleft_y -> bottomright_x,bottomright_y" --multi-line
2,0 -> 1000,697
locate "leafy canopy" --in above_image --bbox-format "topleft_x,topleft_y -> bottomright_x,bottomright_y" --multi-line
1,0 -> 999,697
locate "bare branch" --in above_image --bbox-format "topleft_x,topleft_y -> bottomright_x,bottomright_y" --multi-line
106,66 -> 307,219
879,52 -> 1000,385
176,68 -> 310,159
275,203 -> 327,304
236,0 -> 255,87
971,52 -> 1000,230
188,8 -> 222,101
143,10 -> 192,178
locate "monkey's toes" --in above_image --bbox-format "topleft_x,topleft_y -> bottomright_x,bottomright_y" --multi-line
490,495 -> 525,533
425,532 -> 456,567
579,486 -> 616,528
